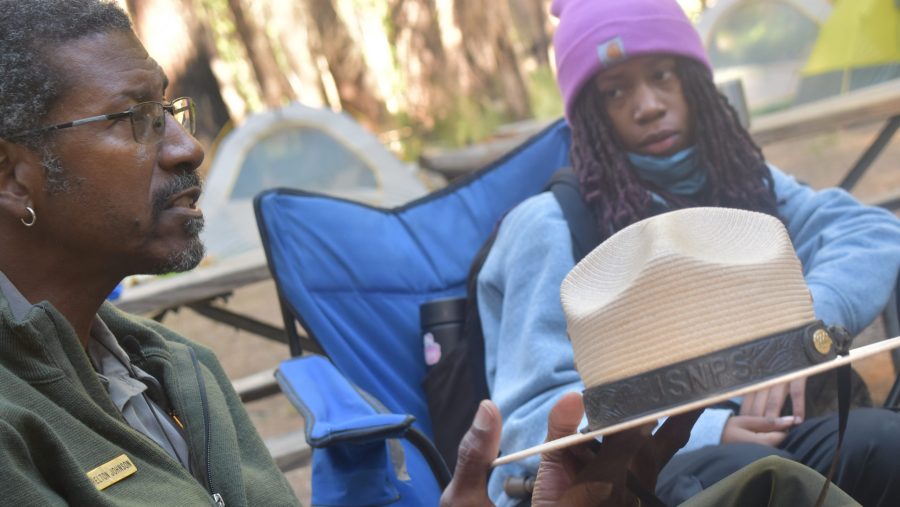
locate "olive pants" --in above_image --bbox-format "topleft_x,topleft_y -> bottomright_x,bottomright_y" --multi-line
682,455 -> 857,506
662,408 -> 900,506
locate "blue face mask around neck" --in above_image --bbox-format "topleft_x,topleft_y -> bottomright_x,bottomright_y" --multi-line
627,147 -> 707,196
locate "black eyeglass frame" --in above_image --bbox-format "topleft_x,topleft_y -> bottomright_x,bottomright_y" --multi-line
7,97 -> 196,145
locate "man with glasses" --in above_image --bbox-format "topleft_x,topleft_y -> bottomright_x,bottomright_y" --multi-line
0,2 -> 589,505
0,1 -> 301,505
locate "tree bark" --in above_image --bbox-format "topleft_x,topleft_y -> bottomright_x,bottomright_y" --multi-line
302,0 -> 389,126
125,0 -> 231,150
226,0 -> 295,108
508,0 -> 553,67
387,0 -> 456,128
453,0 -> 532,119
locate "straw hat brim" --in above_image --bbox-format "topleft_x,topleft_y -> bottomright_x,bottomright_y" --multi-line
493,335 -> 900,467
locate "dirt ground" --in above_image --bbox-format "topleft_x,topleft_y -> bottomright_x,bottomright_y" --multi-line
154,118 -> 900,506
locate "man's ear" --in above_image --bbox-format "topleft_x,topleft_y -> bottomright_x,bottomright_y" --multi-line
0,139 -> 43,220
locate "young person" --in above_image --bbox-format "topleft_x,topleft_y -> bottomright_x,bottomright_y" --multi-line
477,0 -> 900,505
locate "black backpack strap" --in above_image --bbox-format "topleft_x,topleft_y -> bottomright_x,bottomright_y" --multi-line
546,167 -> 603,262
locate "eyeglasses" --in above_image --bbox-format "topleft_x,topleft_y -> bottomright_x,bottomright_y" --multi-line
8,97 -> 196,145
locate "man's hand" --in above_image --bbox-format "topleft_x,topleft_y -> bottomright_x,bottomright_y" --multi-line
721,380 -> 805,446
532,393 -> 702,506
440,394 -> 702,507
531,393 -> 615,505
439,400 -> 501,507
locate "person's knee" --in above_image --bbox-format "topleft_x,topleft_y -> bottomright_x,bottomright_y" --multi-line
658,444 -> 793,505
842,408 -> 900,466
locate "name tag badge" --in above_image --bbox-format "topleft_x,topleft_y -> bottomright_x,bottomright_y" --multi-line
87,454 -> 137,491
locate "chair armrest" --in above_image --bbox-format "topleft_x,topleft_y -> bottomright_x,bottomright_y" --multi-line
276,355 -> 416,447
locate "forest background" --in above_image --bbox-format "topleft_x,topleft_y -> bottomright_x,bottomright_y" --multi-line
117,0 -> 713,164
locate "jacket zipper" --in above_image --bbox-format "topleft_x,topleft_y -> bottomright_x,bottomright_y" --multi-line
189,348 -> 225,507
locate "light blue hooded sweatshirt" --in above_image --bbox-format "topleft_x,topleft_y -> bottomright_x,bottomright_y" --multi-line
478,163 -> 900,505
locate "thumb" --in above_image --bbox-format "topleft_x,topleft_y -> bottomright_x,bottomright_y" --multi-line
546,392 -> 585,442
451,400 -> 502,489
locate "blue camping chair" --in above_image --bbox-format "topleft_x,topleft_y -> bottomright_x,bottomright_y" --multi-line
254,120 -> 572,506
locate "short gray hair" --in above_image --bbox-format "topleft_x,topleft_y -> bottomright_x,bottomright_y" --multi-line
0,0 -> 133,145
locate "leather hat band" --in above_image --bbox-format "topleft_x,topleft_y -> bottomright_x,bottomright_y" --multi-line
582,321 -> 837,431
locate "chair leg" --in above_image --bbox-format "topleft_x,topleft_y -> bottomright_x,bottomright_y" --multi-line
406,427 -> 453,490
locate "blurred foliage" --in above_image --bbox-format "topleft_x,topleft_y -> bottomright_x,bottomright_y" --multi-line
526,66 -> 564,120
200,0 -> 264,111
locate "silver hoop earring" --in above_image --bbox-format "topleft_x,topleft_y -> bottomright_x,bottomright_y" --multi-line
21,206 -> 36,227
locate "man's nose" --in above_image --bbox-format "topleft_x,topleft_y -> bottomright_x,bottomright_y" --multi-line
632,83 -> 665,124
159,114 -> 204,172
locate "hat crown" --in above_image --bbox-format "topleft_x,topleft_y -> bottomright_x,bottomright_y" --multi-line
561,208 -> 815,388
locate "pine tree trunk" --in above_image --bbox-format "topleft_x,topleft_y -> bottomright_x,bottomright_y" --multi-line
226,0 -> 295,108
302,0 -> 389,126
453,0 -> 532,119
125,0 -> 231,148
387,0 -> 456,128
509,0 -> 553,67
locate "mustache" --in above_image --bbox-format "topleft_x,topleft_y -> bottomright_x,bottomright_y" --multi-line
151,171 -> 202,217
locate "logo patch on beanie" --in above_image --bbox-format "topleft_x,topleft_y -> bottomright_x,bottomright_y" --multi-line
597,37 -> 626,66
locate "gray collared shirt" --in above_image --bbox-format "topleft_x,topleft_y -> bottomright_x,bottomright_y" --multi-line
0,272 -> 190,470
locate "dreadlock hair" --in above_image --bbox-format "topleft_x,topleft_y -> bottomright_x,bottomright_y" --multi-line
569,57 -> 778,235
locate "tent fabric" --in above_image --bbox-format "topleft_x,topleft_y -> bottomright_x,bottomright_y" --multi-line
255,119 -> 572,505
803,0 -> 900,75
796,0 -> 900,103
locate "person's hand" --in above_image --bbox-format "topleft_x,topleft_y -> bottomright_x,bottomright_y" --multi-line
721,380 -> 804,446
440,394 -> 701,507
720,415 -> 796,446
742,379 -> 806,421
439,400 -> 502,507
532,393 -> 702,506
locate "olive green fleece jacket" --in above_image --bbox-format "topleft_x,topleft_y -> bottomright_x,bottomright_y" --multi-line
0,294 -> 301,506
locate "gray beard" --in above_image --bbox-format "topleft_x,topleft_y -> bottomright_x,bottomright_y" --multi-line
154,215 -> 206,274
41,148 -> 206,274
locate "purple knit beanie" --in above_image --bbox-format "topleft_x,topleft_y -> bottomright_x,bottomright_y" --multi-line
551,0 -> 712,120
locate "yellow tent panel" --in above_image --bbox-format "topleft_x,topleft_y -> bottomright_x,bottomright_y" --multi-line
803,0 -> 900,75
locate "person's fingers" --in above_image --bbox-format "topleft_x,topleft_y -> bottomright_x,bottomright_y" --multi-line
539,393 -> 590,481
748,386 -> 770,416
533,393 -> 594,507
724,426 -> 788,447
721,415 -> 793,447
790,378 -> 806,423
652,409 -> 703,465
736,426 -> 789,447
740,390 -> 756,415
545,392 -> 585,442
602,424 -> 654,459
762,383 -> 788,419
732,415 -> 796,433
441,400 -> 501,507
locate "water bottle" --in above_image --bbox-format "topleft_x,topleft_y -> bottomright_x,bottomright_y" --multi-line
420,296 -> 466,367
